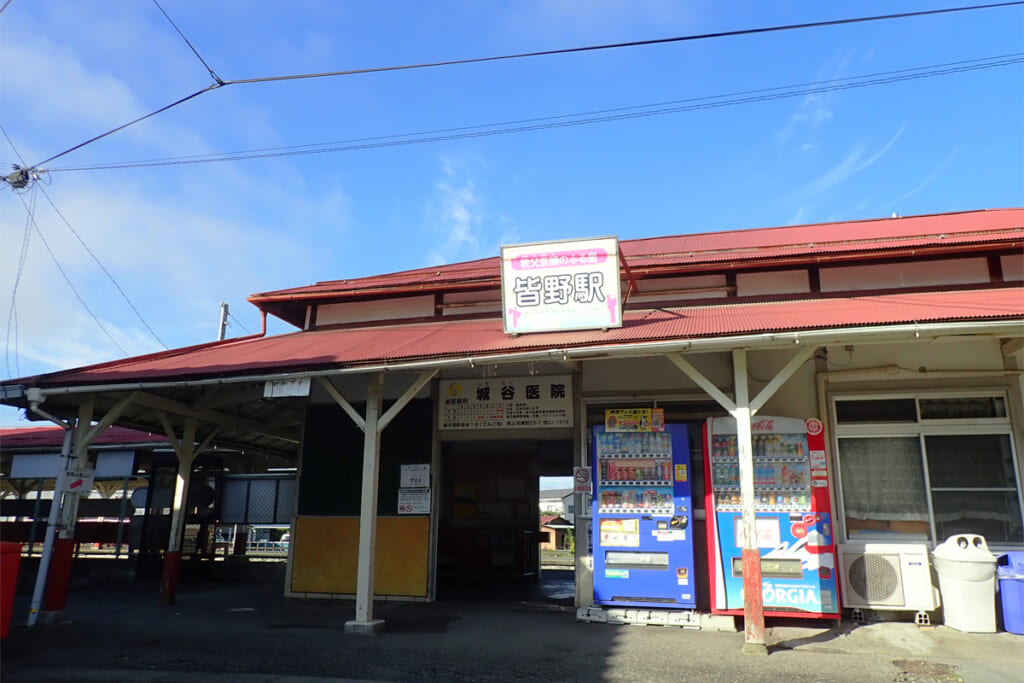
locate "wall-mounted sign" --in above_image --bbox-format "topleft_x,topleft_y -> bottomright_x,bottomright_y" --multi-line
500,237 -> 622,334
400,464 -> 430,488
573,466 -> 592,493
398,488 -> 431,514
264,377 -> 311,398
439,375 -> 573,430
63,469 -> 95,494
604,408 -> 664,432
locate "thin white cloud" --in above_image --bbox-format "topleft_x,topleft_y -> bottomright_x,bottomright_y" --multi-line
777,51 -> 853,143
424,157 -> 523,265
886,152 -> 956,208
427,158 -> 484,265
797,124 -> 907,199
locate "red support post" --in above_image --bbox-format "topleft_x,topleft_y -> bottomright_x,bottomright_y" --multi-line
42,537 -> 75,611
742,548 -> 766,647
159,550 -> 182,605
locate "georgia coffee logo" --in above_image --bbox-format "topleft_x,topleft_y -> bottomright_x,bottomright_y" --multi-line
805,418 -> 824,436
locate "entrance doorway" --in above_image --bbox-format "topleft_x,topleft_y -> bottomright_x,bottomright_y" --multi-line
436,439 -> 573,602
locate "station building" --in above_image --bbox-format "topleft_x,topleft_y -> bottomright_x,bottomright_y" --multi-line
1,208 -> 1021,632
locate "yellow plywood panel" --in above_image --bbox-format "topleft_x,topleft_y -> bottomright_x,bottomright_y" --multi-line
291,516 -> 429,596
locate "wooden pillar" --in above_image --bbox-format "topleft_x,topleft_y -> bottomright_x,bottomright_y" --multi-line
345,372 -> 385,634
734,349 -> 767,655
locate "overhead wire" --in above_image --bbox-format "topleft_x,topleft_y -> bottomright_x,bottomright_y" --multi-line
3,126 -> 165,359
36,186 -> 169,349
17,191 -> 129,356
151,0 -> 223,84
42,53 -> 1024,173
51,52 -> 1018,168
18,1 -> 1024,171
5,184 -> 36,377
2,129 -> 131,360
227,311 -> 252,334
0,0 -> 15,17
219,2 -> 1024,86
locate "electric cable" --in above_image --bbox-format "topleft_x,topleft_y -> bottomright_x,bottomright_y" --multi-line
5,185 -> 36,377
48,52 -> 1017,168
219,2 -> 1024,86
17,192 -> 128,356
18,1 -> 1023,171
42,54 -> 1023,173
227,311 -> 252,334
0,0 -> 15,17
31,85 -> 218,169
44,52 -> 1019,169
3,125 -> 166,358
151,0 -> 223,84
36,186 -> 169,349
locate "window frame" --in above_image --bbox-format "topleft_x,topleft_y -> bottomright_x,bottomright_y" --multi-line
830,389 -> 1023,548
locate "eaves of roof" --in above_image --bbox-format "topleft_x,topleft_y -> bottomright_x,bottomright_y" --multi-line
0,425 -> 169,449
6,286 -> 1021,391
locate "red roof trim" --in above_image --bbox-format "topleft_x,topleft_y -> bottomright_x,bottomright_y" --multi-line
0,425 -> 168,448
8,287 -> 1021,389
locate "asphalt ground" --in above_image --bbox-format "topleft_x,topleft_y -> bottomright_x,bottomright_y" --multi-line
2,569 -> 1022,682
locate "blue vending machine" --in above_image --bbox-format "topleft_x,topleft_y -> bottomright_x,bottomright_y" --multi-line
592,420 -> 696,608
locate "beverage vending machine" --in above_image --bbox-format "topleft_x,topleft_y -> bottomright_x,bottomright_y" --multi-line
703,416 -> 839,618
592,414 -> 696,609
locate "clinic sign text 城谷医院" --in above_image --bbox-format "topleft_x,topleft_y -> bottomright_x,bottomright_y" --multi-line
500,237 -> 622,334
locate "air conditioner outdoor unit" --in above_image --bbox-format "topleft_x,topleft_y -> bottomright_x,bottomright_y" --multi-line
838,543 -> 940,612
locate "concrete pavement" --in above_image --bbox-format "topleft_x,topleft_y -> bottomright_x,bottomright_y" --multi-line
2,571 -> 1021,682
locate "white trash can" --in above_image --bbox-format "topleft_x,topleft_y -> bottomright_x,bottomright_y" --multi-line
931,534 -> 997,632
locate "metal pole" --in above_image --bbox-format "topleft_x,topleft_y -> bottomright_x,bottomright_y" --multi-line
27,426 -> 74,627
733,349 -> 767,655
218,302 -> 229,341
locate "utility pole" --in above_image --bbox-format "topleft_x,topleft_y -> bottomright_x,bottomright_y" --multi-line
217,302 -> 229,341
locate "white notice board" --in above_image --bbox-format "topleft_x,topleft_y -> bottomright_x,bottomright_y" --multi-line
398,488 -> 431,514
400,464 -> 430,488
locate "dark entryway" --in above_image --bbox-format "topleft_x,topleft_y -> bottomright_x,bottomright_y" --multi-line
436,439 -> 572,600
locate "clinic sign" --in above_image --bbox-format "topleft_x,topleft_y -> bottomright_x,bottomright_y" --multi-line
439,375 -> 573,430
501,237 -> 622,334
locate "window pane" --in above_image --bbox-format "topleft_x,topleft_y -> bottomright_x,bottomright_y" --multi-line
919,397 -> 1006,420
838,437 -> 929,539
835,399 -> 917,423
925,434 -> 1017,488
932,490 -> 1024,543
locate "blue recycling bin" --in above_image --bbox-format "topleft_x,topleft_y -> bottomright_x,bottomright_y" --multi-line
997,552 -> 1024,634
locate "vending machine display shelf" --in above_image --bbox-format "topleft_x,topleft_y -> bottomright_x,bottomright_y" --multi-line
599,506 -> 674,515
711,454 -> 809,463
600,479 -> 671,487
599,452 -> 671,459
713,484 -> 811,493
714,503 -> 812,513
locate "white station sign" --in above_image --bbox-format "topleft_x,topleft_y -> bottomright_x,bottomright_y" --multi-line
500,237 -> 622,334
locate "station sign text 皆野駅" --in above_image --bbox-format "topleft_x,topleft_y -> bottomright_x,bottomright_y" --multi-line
500,237 -> 622,334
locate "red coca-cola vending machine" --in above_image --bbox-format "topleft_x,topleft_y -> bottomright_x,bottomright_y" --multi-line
703,415 -> 840,618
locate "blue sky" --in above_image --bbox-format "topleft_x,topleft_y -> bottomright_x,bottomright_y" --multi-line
1,1 -> 1022,428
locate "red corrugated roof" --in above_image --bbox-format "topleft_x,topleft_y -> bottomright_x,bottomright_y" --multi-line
251,209 -> 1023,301
13,287 -> 1022,388
0,425 -> 168,449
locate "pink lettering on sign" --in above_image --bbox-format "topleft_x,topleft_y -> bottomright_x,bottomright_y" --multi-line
511,248 -> 609,270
